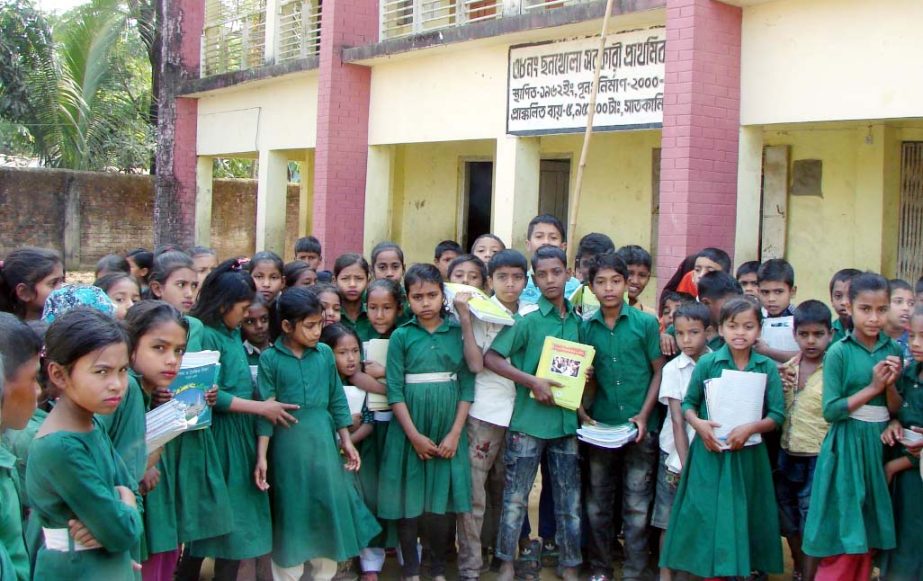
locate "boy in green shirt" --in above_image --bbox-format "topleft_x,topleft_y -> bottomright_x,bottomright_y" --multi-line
485,246 -> 582,581
579,254 -> 664,581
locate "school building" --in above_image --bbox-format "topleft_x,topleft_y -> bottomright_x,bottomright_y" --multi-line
171,0 -> 923,303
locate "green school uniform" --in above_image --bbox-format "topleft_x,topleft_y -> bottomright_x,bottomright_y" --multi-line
187,324 -> 271,560
378,318 -> 475,519
660,345 -> 784,577
2,407 -> 48,508
802,332 -> 901,557
97,374 -> 147,484
831,318 -> 849,344
257,339 -> 380,566
138,383 -> 179,557
0,544 -> 15,581
879,363 -> 923,579
26,427 -> 142,580
490,296 -> 581,440
580,304 -> 662,427
0,446 -> 28,581
342,303 -> 371,336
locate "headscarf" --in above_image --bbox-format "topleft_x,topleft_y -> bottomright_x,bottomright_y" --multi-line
41,285 -> 116,323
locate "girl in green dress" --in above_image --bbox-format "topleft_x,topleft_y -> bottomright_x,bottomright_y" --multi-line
660,297 -> 785,578
26,309 -> 142,580
378,264 -> 474,581
802,273 -> 904,581
255,288 -> 380,580
335,254 -> 371,331
181,259 -> 299,581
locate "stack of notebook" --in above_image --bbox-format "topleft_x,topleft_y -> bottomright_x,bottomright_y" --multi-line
577,422 -> 638,449
145,399 -> 189,453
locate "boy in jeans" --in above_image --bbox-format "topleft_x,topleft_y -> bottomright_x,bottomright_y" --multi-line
578,254 -> 664,581
485,245 -> 583,581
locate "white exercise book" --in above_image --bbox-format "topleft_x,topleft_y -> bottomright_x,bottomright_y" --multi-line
704,369 -> 767,450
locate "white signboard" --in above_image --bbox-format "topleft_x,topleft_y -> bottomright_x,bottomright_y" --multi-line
507,27 -> 666,136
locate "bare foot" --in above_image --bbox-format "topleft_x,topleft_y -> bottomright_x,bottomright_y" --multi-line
561,566 -> 579,581
496,560 -> 515,581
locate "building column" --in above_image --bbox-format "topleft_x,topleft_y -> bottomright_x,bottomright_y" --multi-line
256,150 -> 289,253
195,156 -> 214,246
299,151 -> 315,239
364,145 -> 396,256
734,126 -> 762,266
493,135 -> 540,251
312,0 -> 377,259
657,0 -> 742,293
854,124 -> 901,274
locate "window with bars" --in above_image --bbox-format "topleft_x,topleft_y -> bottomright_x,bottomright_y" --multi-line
898,142 -> 923,282
203,0 -> 267,76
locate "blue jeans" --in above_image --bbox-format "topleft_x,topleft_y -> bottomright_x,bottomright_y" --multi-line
495,431 -> 582,568
519,453 -> 556,541
585,436 -> 657,579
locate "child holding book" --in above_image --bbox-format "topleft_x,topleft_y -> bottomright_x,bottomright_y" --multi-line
803,273 -> 904,580
580,253 -> 664,581
447,254 -> 488,291
660,297 -> 784,578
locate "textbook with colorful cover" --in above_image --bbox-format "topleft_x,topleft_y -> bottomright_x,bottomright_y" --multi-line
444,283 -> 516,326
568,284 -> 600,321
531,337 -> 596,410
363,339 -> 391,412
166,350 -> 220,430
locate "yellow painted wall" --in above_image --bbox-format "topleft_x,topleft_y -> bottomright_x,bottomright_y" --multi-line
741,0 -> 923,125
196,73 -> 319,156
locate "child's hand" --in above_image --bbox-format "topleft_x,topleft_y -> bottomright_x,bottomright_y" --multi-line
871,361 -> 894,392
884,356 -> 903,382
139,466 -> 161,495
882,419 -> 903,446
260,400 -> 300,427
410,433 -> 439,460
724,425 -> 752,451
363,361 -> 386,380
884,458 -> 904,484
152,387 -> 173,407
585,366 -> 594,380
780,364 -> 797,391
341,439 -> 361,471
752,338 -> 768,355
67,519 -> 102,549
660,333 -> 677,357
115,485 -> 137,508
348,413 -> 362,432
205,385 -> 218,406
529,377 -> 561,406
693,418 -> 724,453
628,415 -> 647,443
254,456 -> 269,491
577,408 -> 595,426
453,292 -> 473,317
437,430 -> 461,459
901,426 -> 923,457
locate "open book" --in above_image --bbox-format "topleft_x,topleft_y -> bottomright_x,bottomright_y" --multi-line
444,283 -> 516,326
531,336 -> 596,410
166,350 -> 219,430
363,339 -> 391,411
704,369 -> 767,449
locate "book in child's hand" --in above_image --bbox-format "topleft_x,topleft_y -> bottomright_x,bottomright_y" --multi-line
166,350 -> 220,430
531,337 -> 596,411
342,385 -> 366,416
444,283 -> 515,326
704,370 -> 767,449
569,284 -> 600,321
363,339 -> 391,412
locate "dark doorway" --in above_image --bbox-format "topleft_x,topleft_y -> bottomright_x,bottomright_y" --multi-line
539,159 -> 571,223
464,161 -> 494,250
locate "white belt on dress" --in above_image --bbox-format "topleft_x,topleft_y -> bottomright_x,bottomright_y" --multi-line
850,404 -> 890,423
405,372 -> 456,384
43,527 -> 93,552
373,411 -> 393,422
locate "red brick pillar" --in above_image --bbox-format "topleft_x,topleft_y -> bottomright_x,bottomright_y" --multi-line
657,0 -> 742,294
312,0 -> 377,259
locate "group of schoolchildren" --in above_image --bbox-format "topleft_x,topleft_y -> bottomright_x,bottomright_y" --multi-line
0,211 -> 920,581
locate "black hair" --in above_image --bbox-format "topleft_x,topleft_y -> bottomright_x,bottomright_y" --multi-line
371,242 -> 405,266
527,214 -> 567,242
320,322 -> 361,353
247,251 -> 284,276
154,244 -> 182,256
95,254 -> 130,277
530,245 -> 568,271
672,302 -> 712,329
659,290 -> 695,315
333,253 -> 370,278
697,271 -> 743,301
718,296 -> 762,327
312,282 -> 343,303
576,233 -> 615,261
488,249 -> 528,277
44,308 -> 129,369
94,272 -> 141,295
248,292 -> 270,309
366,278 -> 403,308
126,248 -> 154,271
587,253 -> 630,282
757,258 -> 795,287
403,263 -> 443,294
0,247 -> 63,317
889,279 -> 912,294
148,251 -> 195,298
447,254 -> 488,284
793,300 -> 832,331
736,260 -> 761,279
283,260 -> 316,287
696,248 -> 732,273
434,240 -> 463,260
123,300 -> 189,351
189,259 -> 256,327
917,276 -> 923,296
277,287 -> 323,325
294,236 -> 323,256
470,234 -> 506,253
848,272 -> 890,302
187,246 -> 216,259
829,268 -> 862,295
0,312 -> 42,383
615,244 -> 652,270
